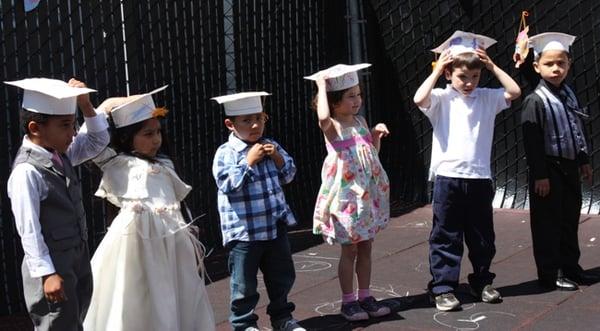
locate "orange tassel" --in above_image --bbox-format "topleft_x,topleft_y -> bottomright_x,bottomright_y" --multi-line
152,107 -> 169,118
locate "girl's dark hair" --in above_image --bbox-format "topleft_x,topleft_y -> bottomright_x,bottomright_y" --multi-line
447,52 -> 485,71
109,116 -> 172,163
310,84 -> 362,117
20,108 -> 50,134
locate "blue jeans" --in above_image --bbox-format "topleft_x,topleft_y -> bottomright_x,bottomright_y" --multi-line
227,224 -> 296,331
428,175 -> 497,295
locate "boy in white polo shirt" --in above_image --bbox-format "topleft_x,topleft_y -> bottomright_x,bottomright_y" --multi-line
413,31 -> 521,311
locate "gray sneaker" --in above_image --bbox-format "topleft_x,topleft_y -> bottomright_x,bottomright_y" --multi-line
472,284 -> 502,303
432,292 -> 460,311
340,300 -> 369,321
359,296 -> 391,317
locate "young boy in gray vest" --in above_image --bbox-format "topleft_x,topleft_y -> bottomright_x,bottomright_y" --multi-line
6,78 -> 110,330
521,33 -> 600,291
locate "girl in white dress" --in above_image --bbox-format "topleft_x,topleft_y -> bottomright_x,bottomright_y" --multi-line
83,88 -> 215,331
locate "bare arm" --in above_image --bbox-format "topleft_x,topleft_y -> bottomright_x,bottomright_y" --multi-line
476,48 -> 521,101
68,78 -> 96,117
413,50 -> 453,108
315,76 -> 335,134
371,123 -> 390,152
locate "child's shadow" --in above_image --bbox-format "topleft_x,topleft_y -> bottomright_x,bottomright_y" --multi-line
298,294 -> 431,331
497,266 -> 600,297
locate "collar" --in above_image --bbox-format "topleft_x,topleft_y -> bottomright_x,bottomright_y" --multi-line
227,133 -> 252,152
538,79 -> 564,97
22,135 -> 54,159
445,84 -> 479,99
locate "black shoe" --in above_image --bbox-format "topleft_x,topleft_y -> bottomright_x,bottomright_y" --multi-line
555,277 -> 579,291
567,271 -> 600,285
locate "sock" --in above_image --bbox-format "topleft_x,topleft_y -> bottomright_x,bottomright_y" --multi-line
342,292 -> 356,303
358,288 -> 370,301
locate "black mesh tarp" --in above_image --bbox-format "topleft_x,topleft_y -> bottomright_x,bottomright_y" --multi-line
0,0 -> 334,316
366,0 -> 600,212
2,0 -> 600,318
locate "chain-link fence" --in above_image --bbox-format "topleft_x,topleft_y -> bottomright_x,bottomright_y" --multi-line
0,0 -> 346,316
367,0 -> 600,212
2,0 -> 600,318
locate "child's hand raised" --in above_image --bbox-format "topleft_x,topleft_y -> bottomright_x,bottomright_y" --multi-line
316,75 -> 328,91
68,78 -> 95,115
262,143 -> 286,169
476,48 -> 495,70
247,143 -> 266,166
262,143 -> 278,156
372,123 -> 390,139
97,97 -> 129,115
433,49 -> 453,76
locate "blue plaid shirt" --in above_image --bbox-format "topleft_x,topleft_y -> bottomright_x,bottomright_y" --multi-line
213,133 -> 297,246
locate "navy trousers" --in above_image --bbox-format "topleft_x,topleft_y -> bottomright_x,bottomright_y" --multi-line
428,175 -> 496,295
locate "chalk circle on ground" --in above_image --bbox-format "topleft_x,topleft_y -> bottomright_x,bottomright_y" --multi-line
294,260 -> 332,272
433,310 -> 516,330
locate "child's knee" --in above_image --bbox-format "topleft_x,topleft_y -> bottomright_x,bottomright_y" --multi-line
341,244 -> 358,260
356,242 -> 372,260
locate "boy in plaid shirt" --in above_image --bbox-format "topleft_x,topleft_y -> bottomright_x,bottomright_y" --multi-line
212,92 -> 304,331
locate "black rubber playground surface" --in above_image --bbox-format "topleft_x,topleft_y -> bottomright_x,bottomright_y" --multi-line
209,206 -> 600,330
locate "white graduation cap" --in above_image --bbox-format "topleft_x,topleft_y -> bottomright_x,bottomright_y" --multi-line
211,91 -> 270,116
4,78 -> 96,115
528,32 -> 576,56
110,85 -> 169,128
431,30 -> 497,56
304,63 -> 371,91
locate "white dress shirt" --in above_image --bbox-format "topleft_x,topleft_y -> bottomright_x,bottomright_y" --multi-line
7,113 -> 109,278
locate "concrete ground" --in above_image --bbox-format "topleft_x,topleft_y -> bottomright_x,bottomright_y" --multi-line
2,206 -> 599,330
208,206 -> 600,331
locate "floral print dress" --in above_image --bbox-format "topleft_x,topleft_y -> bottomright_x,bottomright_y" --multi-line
313,119 -> 390,245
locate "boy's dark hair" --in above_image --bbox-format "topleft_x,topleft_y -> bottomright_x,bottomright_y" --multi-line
20,108 -> 51,134
534,49 -> 573,62
447,52 -> 485,71
310,84 -> 363,117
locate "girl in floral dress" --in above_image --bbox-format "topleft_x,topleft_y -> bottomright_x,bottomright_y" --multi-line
305,64 -> 391,321
83,89 -> 215,331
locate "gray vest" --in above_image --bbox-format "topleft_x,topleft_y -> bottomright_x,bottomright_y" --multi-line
13,146 -> 88,251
